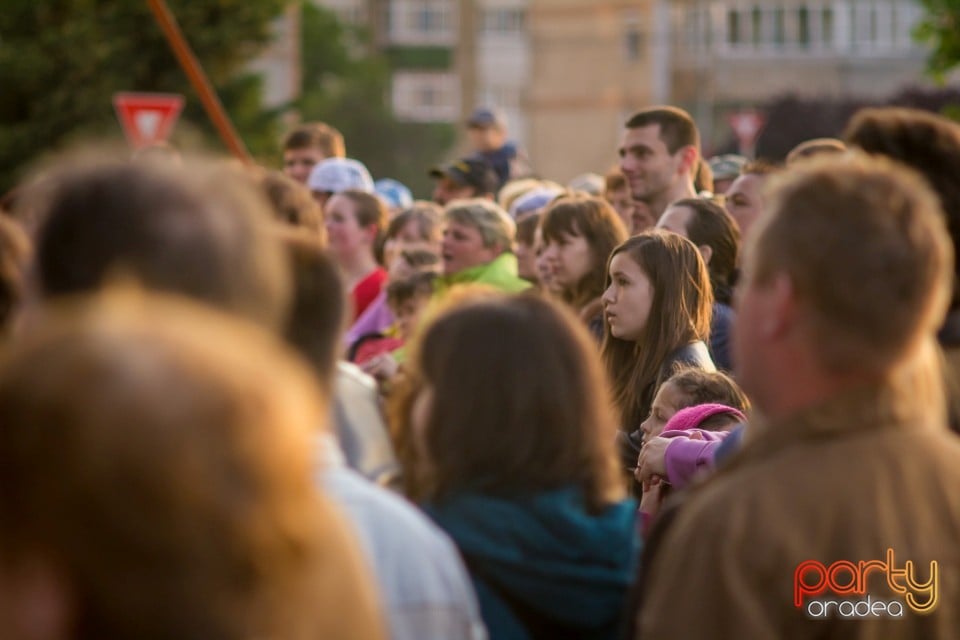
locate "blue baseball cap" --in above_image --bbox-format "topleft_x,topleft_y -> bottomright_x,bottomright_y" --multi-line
374,178 -> 414,210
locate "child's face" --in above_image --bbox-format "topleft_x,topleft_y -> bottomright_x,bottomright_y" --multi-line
393,294 -> 430,341
640,381 -> 685,439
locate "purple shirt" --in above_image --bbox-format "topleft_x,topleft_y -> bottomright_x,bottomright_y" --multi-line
344,291 -> 394,348
662,429 -> 731,489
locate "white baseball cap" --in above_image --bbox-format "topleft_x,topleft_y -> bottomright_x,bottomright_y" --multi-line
307,158 -> 374,194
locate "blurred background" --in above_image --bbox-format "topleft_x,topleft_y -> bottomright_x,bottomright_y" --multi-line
2,0 -> 958,198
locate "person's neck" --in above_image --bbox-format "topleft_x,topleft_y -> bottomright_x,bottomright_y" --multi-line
644,179 -> 697,221
340,252 -> 379,287
756,362 -> 878,425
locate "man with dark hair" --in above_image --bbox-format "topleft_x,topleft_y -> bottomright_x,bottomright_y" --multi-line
637,154 -> 960,638
618,106 -> 701,222
429,156 -> 499,206
282,121 -> 346,184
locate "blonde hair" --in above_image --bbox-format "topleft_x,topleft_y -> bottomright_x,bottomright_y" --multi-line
444,198 -> 516,251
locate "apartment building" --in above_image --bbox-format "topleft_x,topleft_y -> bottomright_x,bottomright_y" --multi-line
669,0 -> 929,149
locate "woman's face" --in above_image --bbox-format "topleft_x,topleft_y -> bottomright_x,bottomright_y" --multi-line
324,195 -> 371,260
441,221 -> 496,275
541,229 -> 593,291
602,252 -> 654,341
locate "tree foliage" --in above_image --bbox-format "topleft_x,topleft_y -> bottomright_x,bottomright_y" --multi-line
914,0 -> 960,80
0,0 -> 287,193
296,4 -> 455,199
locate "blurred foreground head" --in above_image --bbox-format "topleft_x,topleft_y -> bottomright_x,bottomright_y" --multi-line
26,154 -> 290,329
0,290 -> 384,640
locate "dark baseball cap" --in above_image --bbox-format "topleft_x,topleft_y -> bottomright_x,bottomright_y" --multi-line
466,106 -> 506,129
429,157 -> 498,195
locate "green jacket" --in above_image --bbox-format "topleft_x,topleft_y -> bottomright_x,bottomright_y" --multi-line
434,253 -> 532,297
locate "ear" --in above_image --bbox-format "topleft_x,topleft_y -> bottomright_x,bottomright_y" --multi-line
764,273 -> 797,340
677,146 -> 699,177
697,244 -> 713,265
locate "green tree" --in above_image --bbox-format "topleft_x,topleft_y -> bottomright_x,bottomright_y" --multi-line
296,4 -> 455,199
915,0 -> 960,80
0,0 -> 287,193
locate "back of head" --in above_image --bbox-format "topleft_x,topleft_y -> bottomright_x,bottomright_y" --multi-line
671,197 -> 740,305
0,291 -> 371,639
844,107 -> 960,308
278,229 -> 346,394
786,138 -> 846,165
666,367 -> 751,413
282,121 -> 346,158
260,171 -> 326,240
29,156 -> 290,330
625,106 -> 700,155
752,153 -> 952,375
444,198 -> 516,250
403,294 -> 623,509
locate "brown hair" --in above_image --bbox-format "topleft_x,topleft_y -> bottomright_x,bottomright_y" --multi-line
336,190 -> 389,264
625,106 -> 700,155
751,153 -> 952,374
665,367 -> 751,414
260,171 -> 326,242
604,167 -> 627,193
282,122 -> 346,159
541,195 -> 629,310
277,229 -> 346,395
387,271 -> 437,308
397,294 -> 624,510
385,201 -> 443,244
693,159 -> 714,194
844,107 -> 960,310
740,160 -> 781,177
0,291 -> 383,639
786,138 -> 846,165
28,156 -> 291,330
670,198 -> 741,305
601,231 -> 714,429
515,211 -> 541,247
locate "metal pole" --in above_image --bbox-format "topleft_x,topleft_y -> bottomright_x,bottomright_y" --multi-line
146,0 -> 253,165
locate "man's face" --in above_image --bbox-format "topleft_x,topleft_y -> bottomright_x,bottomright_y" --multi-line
619,124 -> 684,204
283,147 -> 327,184
432,177 -> 476,206
725,173 -> 766,238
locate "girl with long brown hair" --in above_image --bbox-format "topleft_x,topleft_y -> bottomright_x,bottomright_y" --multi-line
600,231 -> 716,474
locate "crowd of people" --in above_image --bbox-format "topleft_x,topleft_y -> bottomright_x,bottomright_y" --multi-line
1,100 -> 960,639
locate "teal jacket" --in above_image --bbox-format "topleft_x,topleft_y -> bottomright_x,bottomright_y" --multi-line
434,253 -> 531,296
424,488 -> 639,640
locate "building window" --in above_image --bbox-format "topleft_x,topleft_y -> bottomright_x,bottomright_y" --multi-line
392,71 -> 459,122
481,8 -> 526,34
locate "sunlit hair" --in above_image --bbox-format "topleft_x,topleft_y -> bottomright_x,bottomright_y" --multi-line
0,214 -> 29,336
751,153 -> 952,375
786,138 -> 846,165
669,198 -> 741,305
0,290 -> 381,639
601,231 -> 713,429
665,367 -> 751,414
541,195 -> 628,310
282,121 -> 345,158
27,154 -> 291,330
394,294 -> 624,510
385,201 -> 443,244
844,107 -> 960,310
260,171 -> 326,243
